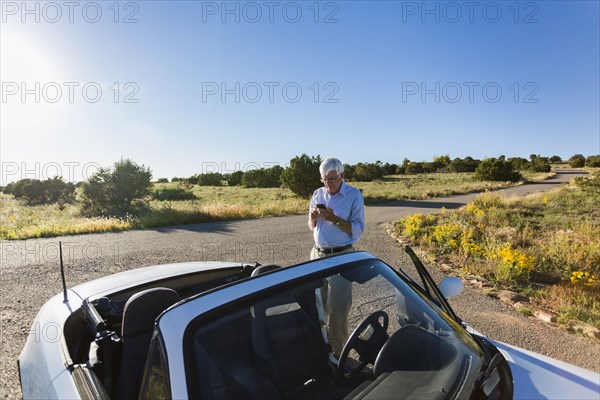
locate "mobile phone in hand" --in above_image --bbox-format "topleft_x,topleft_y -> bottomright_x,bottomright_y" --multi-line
316,204 -> 326,209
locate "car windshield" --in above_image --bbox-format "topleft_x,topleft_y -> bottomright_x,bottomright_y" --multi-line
184,260 -> 485,399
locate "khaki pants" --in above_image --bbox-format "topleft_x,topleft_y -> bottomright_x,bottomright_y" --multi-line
310,246 -> 354,356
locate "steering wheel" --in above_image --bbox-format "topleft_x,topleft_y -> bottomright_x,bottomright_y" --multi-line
337,311 -> 390,379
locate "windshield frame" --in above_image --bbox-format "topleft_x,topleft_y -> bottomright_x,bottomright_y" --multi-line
403,246 -> 463,324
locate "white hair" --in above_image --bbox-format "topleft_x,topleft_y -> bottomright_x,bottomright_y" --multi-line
319,158 -> 344,177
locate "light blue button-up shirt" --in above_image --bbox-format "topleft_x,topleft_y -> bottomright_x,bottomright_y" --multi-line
309,181 -> 365,247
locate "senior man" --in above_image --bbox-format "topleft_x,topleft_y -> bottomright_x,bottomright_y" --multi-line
308,157 -> 365,357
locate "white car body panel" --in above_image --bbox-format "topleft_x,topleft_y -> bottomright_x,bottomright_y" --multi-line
19,290 -> 83,400
492,340 -> 600,400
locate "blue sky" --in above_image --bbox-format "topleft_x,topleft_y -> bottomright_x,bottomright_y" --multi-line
1,0 -> 599,183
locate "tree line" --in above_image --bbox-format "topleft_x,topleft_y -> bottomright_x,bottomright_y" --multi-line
168,153 -> 599,188
2,154 -> 598,217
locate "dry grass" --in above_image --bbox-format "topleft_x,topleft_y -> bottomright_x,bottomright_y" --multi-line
542,285 -> 600,328
0,195 -> 134,239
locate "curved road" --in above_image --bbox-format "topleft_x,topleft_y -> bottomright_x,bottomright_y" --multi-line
1,170 -> 598,397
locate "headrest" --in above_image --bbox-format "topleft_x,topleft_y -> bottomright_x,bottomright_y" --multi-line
121,287 -> 179,338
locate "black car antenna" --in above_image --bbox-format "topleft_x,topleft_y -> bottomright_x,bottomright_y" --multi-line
59,241 -> 68,303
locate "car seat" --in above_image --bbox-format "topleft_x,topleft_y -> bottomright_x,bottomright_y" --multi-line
115,287 -> 180,400
250,271 -> 332,396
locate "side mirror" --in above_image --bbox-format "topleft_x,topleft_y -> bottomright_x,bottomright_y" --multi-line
439,277 -> 464,299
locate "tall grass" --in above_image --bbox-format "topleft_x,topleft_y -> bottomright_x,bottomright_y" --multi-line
395,184 -> 600,328
0,195 -> 134,239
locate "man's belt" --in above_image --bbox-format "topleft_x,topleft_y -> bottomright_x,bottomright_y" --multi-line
314,244 -> 353,254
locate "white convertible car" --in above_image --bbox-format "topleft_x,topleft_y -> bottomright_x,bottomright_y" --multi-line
19,246 -> 599,399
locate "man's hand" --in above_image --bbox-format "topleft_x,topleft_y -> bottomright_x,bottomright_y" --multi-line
308,206 -> 335,230
310,207 -> 319,220
320,207 -> 352,234
317,206 -> 336,222
308,206 -> 319,230
309,205 -> 352,234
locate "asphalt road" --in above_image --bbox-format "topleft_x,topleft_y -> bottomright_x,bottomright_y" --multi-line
1,170 -> 599,398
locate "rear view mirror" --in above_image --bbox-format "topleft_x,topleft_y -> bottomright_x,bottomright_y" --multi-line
439,277 -> 464,299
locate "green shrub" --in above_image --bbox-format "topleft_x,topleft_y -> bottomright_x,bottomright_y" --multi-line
151,186 -> 197,201
574,171 -> 600,196
448,157 -> 480,173
422,162 -> 438,173
10,179 -> 35,198
242,166 -> 283,188
529,161 -> 551,173
432,155 -> 451,171
197,173 -> 223,186
21,180 -> 46,203
586,155 -> 600,168
225,171 -> 244,186
343,164 -> 355,180
10,177 -> 75,205
549,155 -> 562,163
352,162 -> 384,181
80,158 -> 152,216
405,162 -> 424,174
568,154 -> 586,168
186,176 -> 199,185
474,157 -> 522,182
3,182 -> 13,195
395,165 -> 406,174
382,162 -> 399,175
508,157 -> 529,171
280,154 -> 322,198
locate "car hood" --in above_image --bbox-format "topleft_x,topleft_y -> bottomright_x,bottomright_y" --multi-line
491,340 -> 600,400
